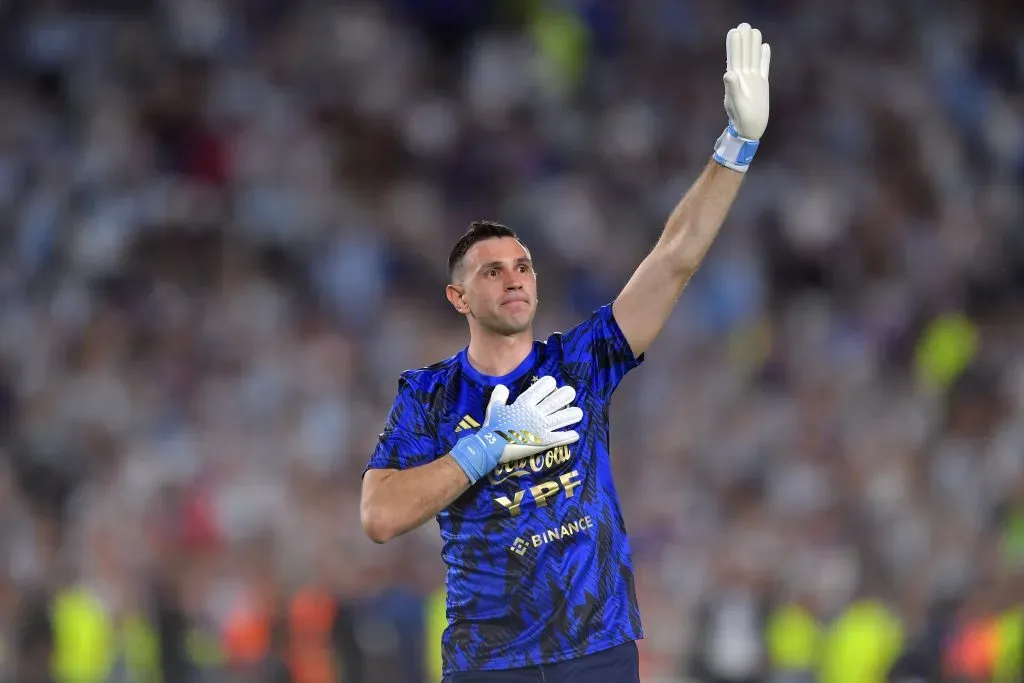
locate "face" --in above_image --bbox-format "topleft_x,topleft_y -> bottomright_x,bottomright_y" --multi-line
447,237 -> 538,336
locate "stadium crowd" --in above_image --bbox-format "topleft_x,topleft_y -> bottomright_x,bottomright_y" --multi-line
0,0 -> 1022,681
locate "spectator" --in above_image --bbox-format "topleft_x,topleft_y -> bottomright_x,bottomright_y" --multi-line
0,1 -> 1020,681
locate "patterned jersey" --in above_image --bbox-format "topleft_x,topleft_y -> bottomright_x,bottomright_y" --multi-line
365,304 -> 645,673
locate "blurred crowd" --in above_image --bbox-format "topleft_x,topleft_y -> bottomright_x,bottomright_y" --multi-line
0,0 -> 1022,682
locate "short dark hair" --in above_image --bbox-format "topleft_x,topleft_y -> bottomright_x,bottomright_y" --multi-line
447,221 -> 520,282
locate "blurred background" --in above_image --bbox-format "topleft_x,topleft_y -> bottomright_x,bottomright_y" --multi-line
0,0 -> 1022,682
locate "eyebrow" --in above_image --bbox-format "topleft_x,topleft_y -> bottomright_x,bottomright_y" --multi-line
477,257 -> 533,273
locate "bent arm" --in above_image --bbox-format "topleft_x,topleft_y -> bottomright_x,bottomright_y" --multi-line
613,160 -> 744,357
360,455 -> 471,543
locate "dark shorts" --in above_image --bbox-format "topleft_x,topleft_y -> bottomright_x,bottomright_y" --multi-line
442,641 -> 640,683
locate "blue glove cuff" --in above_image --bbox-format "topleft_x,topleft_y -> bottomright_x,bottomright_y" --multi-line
713,124 -> 759,173
451,433 -> 493,484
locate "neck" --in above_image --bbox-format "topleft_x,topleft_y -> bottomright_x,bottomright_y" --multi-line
466,327 -> 534,377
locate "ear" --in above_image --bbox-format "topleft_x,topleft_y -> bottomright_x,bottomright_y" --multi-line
446,283 -> 470,315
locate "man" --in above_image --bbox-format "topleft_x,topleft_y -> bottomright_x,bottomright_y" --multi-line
5,592 -> 55,683
361,22 -> 771,683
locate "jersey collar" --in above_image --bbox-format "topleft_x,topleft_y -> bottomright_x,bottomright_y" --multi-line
458,344 -> 538,388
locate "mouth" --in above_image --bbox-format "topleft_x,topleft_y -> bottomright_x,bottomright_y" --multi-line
500,298 -> 530,308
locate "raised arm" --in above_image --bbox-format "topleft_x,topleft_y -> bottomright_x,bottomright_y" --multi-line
613,23 -> 771,357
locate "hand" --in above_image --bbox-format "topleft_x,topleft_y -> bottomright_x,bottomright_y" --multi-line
451,376 -> 583,484
723,22 -> 771,141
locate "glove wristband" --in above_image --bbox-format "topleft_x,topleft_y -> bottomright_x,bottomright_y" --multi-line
451,433 -> 494,484
713,124 -> 759,173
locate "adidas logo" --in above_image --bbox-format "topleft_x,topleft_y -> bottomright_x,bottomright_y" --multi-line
454,415 -> 481,433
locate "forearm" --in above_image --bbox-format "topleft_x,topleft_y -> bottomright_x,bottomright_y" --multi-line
657,159 -> 745,275
361,455 -> 471,543
612,22 -> 769,357
614,160 -> 744,354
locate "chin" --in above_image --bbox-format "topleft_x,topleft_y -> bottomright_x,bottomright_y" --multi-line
490,315 -> 533,336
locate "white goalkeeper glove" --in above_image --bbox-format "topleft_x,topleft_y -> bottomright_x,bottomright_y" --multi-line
714,22 -> 771,173
450,376 -> 583,484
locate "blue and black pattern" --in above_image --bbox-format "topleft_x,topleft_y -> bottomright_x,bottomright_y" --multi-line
365,304 -> 645,673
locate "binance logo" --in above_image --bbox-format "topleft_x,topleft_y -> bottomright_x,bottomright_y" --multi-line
454,415 -> 481,433
510,537 -> 530,556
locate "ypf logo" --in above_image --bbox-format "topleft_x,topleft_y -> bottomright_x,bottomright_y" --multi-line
510,537 -> 530,557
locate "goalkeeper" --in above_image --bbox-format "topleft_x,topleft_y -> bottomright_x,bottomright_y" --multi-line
362,23 -> 771,683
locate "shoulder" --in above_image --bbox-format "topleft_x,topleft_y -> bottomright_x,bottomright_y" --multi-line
399,353 -> 461,391
542,304 -> 617,352
394,354 -> 463,415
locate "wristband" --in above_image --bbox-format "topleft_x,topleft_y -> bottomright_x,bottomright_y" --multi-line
450,433 -> 493,484
713,124 -> 759,173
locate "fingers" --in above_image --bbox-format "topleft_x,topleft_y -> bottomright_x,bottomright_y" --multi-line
760,42 -> 771,78
485,384 -> 510,424
550,430 -> 580,447
727,22 -> 764,73
495,428 -> 581,464
536,385 -> 576,415
727,26 -> 741,73
739,23 -> 750,70
516,375 -> 556,406
489,384 -> 510,406
750,28 -> 762,71
544,406 -> 583,432
723,71 -> 741,95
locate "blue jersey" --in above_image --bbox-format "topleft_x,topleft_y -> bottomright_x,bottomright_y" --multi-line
365,304 -> 645,673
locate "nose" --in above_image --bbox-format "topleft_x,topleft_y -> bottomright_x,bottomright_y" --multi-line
504,277 -> 523,291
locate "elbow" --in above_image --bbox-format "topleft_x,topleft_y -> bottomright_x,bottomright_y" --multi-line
652,239 -> 700,279
360,500 -> 396,544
